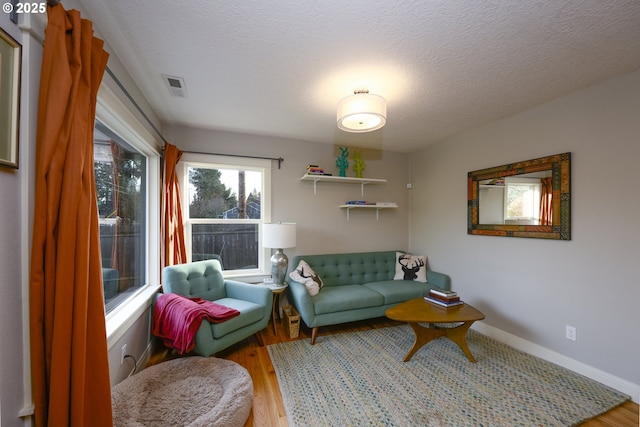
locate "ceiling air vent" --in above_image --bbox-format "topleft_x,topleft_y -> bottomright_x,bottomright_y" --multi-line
162,74 -> 187,97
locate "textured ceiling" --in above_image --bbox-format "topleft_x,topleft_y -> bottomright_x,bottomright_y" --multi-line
81,0 -> 640,153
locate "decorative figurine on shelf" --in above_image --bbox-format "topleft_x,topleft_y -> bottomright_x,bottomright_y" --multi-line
352,150 -> 366,178
336,146 -> 349,177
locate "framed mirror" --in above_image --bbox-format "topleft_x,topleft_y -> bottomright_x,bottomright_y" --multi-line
468,152 -> 571,240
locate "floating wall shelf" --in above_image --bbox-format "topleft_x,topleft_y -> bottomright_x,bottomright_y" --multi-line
300,174 -> 387,195
339,204 -> 397,221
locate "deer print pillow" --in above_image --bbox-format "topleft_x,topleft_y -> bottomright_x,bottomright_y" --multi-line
393,252 -> 428,283
289,260 -> 324,296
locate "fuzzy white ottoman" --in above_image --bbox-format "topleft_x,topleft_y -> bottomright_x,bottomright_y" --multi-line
112,356 -> 253,427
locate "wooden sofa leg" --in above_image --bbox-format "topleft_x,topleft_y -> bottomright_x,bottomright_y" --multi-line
311,327 -> 318,345
255,331 -> 264,347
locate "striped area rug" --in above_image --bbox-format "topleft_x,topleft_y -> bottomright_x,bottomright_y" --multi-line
267,325 -> 628,427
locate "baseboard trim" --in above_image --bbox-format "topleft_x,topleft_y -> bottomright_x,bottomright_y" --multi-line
472,323 -> 640,404
135,340 -> 154,376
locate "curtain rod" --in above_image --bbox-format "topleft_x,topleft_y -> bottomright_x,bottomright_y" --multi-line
42,0 -> 283,171
106,66 -> 285,169
180,150 -> 284,169
101,38 -> 283,170
39,1 -> 168,145
103,68 -> 284,169
104,67 -> 168,145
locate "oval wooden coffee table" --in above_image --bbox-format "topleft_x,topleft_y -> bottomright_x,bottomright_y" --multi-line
385,297 -> 485,363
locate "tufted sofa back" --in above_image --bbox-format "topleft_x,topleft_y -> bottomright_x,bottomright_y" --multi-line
290,251 -> 398,287
162,259 -> 226,301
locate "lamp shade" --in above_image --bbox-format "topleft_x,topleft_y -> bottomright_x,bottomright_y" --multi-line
263,223 -> 296,249
337,92 -> 387,133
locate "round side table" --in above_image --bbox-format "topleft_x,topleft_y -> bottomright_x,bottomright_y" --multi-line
265,284 -> 288,335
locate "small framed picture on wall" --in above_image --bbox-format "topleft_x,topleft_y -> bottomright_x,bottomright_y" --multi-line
0,26 -> 21,169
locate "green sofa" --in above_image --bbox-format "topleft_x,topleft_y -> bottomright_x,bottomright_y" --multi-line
287,250 -> 451,344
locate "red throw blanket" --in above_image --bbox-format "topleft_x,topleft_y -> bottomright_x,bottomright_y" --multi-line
152,293 -> 241,354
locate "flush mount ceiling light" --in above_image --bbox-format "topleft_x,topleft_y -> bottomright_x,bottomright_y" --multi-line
337,90 -> 387,133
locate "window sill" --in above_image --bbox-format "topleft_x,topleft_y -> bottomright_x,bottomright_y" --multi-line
224,272 -> 272,284
106,283 -> 161,349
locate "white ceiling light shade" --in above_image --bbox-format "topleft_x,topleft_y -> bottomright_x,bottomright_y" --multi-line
337,90 -> 387,133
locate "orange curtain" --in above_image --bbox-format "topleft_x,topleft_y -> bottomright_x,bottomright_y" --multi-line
539,177 -> 553,225
161,142 -> 187,271
29,5 -> 112,427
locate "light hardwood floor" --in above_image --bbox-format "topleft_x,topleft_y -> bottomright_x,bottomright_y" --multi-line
148,316 -> 639,427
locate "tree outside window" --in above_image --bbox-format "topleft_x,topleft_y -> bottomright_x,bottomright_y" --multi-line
186,165 -> 264,272
94,122 -> 146,312
505,182 -> 541,222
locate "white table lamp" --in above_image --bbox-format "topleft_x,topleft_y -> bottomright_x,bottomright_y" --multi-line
263,222 -> 296,285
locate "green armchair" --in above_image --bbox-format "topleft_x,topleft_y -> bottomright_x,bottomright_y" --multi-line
160,259 -> 272,356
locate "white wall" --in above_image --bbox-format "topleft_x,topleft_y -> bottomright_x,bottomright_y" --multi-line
164,125 -> 412,260
409,70 -> 640,392
0,11 -> 43,427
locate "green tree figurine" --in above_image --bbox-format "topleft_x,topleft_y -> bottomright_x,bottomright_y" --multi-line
353,150 -> 366,178
336,146 -> 349,177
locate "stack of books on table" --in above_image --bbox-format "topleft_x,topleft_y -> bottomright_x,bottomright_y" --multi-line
424,288 -> 464,308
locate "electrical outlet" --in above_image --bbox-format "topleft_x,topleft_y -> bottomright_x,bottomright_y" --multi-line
565,325 -> 577,341
121,344 -> 127,365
